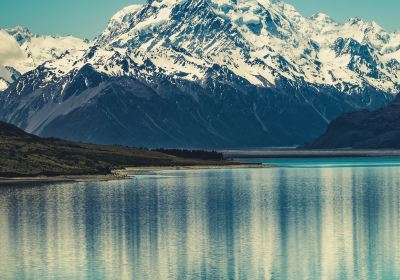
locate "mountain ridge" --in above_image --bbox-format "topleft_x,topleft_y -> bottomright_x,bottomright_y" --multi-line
0,0 -> 399,148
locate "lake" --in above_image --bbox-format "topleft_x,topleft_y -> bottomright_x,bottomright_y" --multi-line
1,158 -> 400,279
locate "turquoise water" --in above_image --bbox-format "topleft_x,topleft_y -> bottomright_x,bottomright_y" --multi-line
253,156 -> 400,168
1,158 -> 400,279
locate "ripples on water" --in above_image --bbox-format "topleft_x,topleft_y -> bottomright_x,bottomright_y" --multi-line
1,159 -> 400,279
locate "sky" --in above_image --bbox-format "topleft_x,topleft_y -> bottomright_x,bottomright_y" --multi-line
1,0 -> 399,39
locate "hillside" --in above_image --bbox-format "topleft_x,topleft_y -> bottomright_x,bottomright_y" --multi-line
0,122 -> 228,177
304,95 -> 400,149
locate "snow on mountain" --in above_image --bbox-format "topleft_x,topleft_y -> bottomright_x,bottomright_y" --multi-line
0,30 -> 25,67
0,66 -> 20,91
0,0 -> 400,147
87,0 -> 400,95
5,0 -> 396,95
0,30 -> 26,90
0,80 -> 7,91
5,26 -> 35,45
3,0 -> 400,94
0,27 -> 89,89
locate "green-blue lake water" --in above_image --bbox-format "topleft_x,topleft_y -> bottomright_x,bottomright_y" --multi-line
1,157 -> 400,279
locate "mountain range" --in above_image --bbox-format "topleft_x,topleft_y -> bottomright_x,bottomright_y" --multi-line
1,0 -> 399,148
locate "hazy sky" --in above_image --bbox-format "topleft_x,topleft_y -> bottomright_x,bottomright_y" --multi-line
1,0 -> 399,39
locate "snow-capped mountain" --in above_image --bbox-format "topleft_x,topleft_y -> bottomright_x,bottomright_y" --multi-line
0,0 -> 399,147
0,66 -> 20,91
94,0 -> 400,93
0,27 -> 89,87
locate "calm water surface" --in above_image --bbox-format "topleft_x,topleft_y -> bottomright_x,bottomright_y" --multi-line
1,158 -> 400,279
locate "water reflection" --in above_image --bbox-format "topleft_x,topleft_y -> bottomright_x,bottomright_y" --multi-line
1,166 -> 400,279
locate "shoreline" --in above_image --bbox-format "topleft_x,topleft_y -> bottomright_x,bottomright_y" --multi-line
0,164 -> 271,185
0,173 -> 128,185
115,163 -> 272,176
221,149 -> 400,158
4,149 -> 400,185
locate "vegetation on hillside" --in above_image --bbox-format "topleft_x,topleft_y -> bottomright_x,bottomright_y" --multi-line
0,122 -> 233,177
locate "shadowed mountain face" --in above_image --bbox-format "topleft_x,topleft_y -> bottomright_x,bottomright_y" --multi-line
304,95 -> 400,149
0,68 -> 391,148
1,0 -> 400,148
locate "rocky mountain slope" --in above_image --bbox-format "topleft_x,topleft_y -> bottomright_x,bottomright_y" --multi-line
0,0 -> 399,148
304,95 -> 400,149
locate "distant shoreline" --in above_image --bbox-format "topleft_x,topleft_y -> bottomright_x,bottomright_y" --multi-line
0,173 -> 128,185
0,163 -> 270,185
115,163 -> 271,175
221,149 -> 400,159
4,149 -> 400,185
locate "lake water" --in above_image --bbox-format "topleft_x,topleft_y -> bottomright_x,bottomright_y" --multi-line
1,158 -> 400,279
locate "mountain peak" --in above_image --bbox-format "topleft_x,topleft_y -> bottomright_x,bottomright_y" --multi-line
91,0 -> 400,94
347,17 -> 367,26
149,0 -> 183,5
370,21 -> 383,30
6,26 -> 31,33
310,12 -> 333,23
5,26 -> 35,45
109,4 -> 143,23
